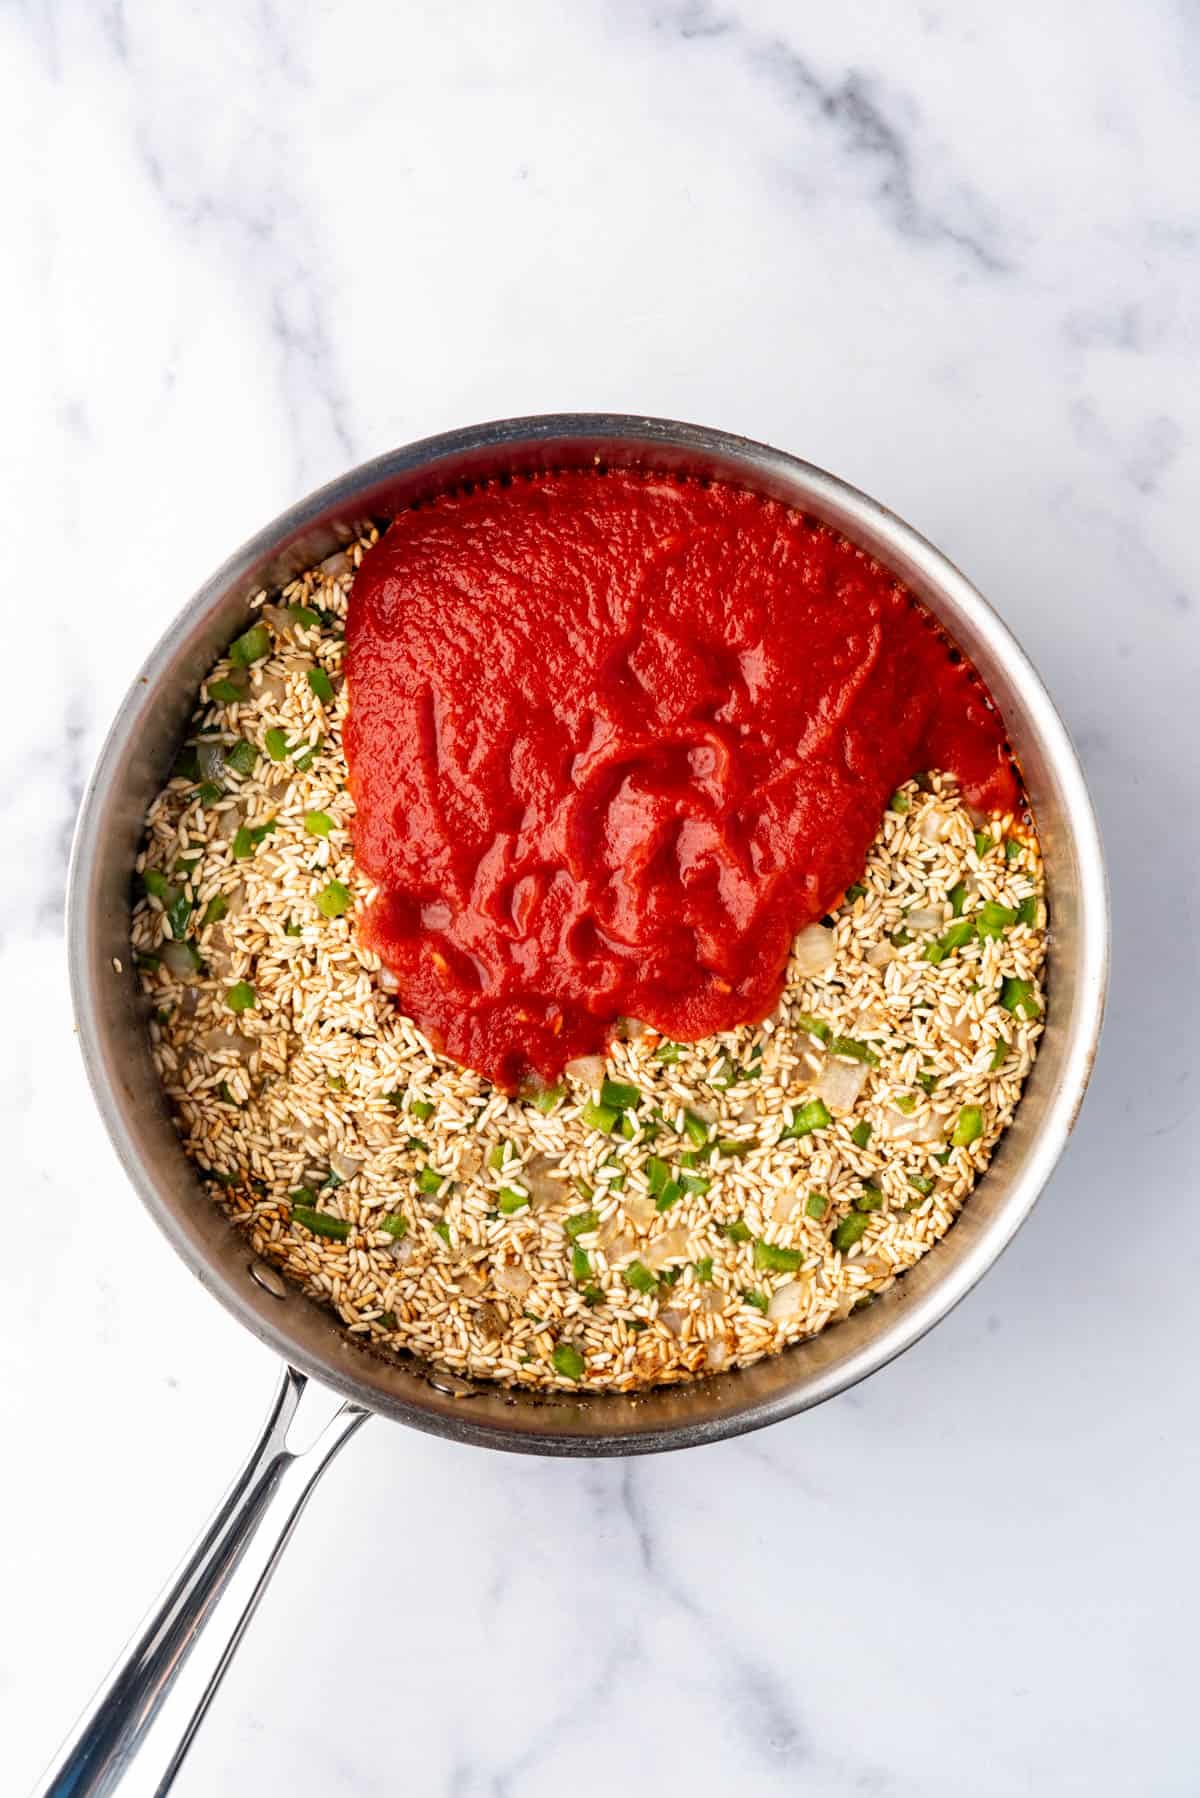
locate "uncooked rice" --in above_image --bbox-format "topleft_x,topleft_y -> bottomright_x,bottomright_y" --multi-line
131,531 -> 1047,1392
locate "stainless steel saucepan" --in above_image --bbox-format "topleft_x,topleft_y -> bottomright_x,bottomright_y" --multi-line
47,416 -> 1108,1796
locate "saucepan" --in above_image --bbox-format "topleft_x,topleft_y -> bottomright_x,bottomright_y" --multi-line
47,416 -> 1108,1796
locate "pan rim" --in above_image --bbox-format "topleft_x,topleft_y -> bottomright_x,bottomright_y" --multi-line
66,413 -> 1109,1455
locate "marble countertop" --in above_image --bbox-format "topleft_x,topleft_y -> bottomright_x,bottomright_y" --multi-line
4,3 -> 1197,1793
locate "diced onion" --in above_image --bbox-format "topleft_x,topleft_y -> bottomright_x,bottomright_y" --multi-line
906,906 -> 944,933
793,1044 -> 826,1088
792,923 -> 836,976
256,670 -> 288,706
329,1149 -> 362,1181
771,1190 -> 797,1225
866,941 -> 894,968
206,926 -> 234,977
920,810 -> 950,844
767,1281 -> 806,1322
705,1337 -> 730,1371
814,1056 -> 869,1113
198,740 -> 226,784
623,1195 -> 657,1231
262,603 -> 294,637
378,967 -> 399,992
644,1224 -> 690,1270
886,1110 -> 945,1144
494,1264 -> 532,1297
319,550 -> 351,579
161,940 -> 200,978
389,1235 -> 417,1265
522,1154 -> 563,1206
455,1268 -> 485,1297
565,1054 -> 606,1087
457,1141 -> 484,1178
659,1308 -> 685,1337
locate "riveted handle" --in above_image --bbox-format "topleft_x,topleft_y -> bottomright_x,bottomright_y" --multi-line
33,1367 -> 368,1797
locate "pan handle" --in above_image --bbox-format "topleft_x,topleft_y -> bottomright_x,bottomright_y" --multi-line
33,1365 -> 368,1798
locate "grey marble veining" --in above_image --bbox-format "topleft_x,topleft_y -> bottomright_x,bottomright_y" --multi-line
3,2 -> 1198,1793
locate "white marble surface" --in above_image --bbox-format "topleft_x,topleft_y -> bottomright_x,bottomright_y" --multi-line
3,2 -> 1197,1792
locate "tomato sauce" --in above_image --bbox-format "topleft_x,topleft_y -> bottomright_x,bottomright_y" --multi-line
344,471 -> 1017,1090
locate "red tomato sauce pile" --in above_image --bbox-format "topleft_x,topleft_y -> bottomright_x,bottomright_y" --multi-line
344,471 -> 1017,1090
